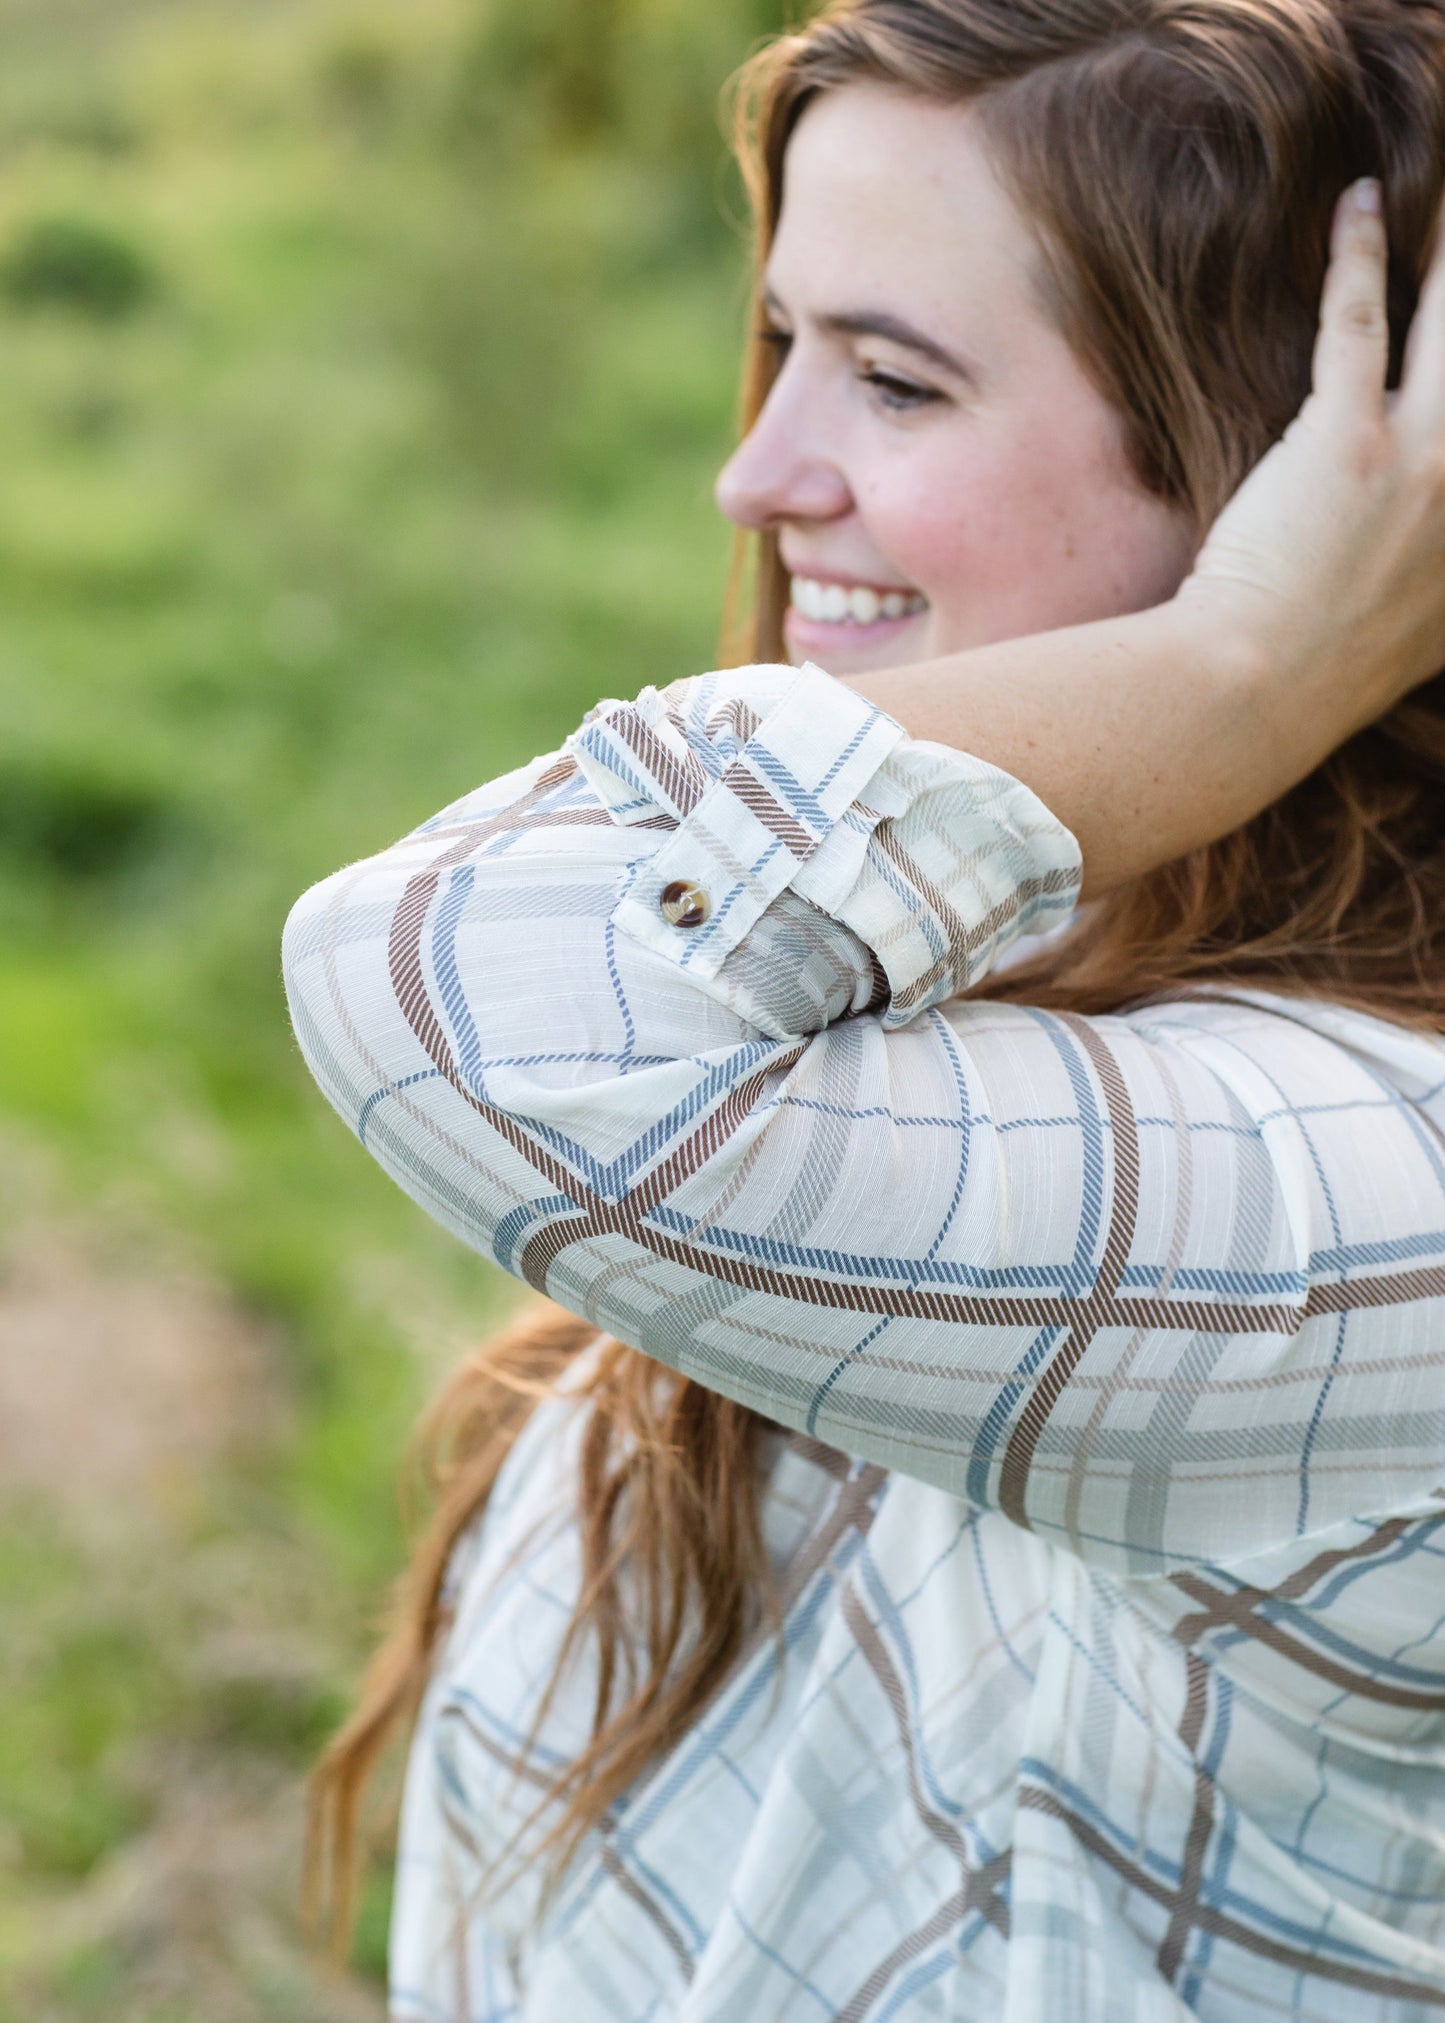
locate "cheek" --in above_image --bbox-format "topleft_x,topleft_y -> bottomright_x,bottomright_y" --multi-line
859,417 -> 1192,643
854,445 -> 1011,596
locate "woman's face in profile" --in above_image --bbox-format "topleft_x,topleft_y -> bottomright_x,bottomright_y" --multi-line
715,83 -> 1199,674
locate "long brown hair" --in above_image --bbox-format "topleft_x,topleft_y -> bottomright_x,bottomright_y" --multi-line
308,0 -> 1445,1950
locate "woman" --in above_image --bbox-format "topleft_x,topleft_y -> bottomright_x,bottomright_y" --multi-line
287,0 -> 1445,2015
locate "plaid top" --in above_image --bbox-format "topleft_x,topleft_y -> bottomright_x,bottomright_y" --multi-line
283,662 -> 1445,2021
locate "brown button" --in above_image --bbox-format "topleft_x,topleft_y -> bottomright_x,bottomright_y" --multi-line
660,879 -> 710,929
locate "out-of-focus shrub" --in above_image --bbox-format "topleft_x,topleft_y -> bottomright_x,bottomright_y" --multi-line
0,215 -> 157,320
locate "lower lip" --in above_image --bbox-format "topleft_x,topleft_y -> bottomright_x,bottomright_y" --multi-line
784,606 -> 927,656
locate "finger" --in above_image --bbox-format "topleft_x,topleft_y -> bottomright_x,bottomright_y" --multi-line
1397,186 -> 1445,417
1311,178 -> 1390,418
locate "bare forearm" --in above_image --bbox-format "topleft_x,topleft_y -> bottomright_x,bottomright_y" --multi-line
837,598 -> 1372,898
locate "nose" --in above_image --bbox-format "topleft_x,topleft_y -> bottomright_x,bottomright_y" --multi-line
714,369 -> 852,532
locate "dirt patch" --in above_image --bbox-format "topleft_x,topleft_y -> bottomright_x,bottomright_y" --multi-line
23,1748 -> 386,2023
0,1219 -> 387,2020
0,1228 -> 285,1518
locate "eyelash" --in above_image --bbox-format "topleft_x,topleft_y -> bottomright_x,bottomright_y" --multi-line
862,369 -> 941,413
756,328 -> 942,413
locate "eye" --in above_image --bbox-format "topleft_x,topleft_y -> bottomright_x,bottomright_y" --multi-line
757,325 -> 793,356
860,366 -> 941,413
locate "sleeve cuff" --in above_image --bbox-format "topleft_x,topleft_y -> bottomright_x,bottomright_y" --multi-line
834,738 -> 1082,1026
568,662 -> 907,984
567,660 -> 1083,1031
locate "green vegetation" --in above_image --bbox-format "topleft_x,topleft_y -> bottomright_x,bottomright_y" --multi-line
0,1 -> 792,2012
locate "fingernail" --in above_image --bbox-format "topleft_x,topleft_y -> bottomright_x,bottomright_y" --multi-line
1351,176 -> 1382,215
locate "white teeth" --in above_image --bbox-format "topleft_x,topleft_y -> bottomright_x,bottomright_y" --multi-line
788,577 -> 927,626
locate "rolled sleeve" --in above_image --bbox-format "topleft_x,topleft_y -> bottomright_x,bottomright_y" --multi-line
285,657 -> 1445,1571
566,660 -> 1082,1036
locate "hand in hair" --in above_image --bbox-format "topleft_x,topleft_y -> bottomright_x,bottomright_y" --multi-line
1181,177 -> 1445,733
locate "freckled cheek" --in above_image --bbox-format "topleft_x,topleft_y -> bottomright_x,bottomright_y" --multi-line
857,451 -> 1045,608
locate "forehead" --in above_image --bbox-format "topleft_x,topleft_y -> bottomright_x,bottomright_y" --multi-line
770,84 -> 1046,337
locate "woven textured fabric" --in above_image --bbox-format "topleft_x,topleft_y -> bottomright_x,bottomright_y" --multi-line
284,661 -> 1445,2020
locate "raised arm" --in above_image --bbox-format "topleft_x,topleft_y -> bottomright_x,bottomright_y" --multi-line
284,658 -> 1445,1580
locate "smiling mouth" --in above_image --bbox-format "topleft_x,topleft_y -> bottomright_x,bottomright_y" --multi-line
788,576 -> 929,626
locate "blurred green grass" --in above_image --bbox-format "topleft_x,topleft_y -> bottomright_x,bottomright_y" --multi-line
0,0 -> 791,2012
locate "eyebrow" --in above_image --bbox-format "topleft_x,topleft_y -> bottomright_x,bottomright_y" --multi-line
761,285 -> 982,386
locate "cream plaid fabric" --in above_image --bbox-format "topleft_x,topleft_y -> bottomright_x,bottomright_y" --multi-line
284,661 -> 1445,2020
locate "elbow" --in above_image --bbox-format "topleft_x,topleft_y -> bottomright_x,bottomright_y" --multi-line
280,868 -> 358,1124
280,879 -> 318,1026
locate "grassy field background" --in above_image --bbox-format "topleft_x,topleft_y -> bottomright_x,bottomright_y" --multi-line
0,1 -> 791,2013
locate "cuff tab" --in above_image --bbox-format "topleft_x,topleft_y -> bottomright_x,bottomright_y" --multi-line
567,688 -> 709,826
